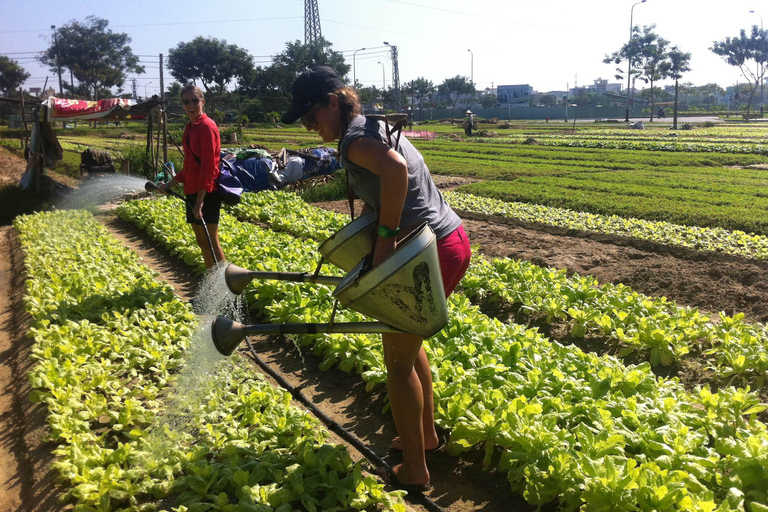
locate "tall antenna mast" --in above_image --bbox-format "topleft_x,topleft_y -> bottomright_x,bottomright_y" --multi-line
305,0 -> 322,43
383,42 -> 401,112
391,46 -> 401,112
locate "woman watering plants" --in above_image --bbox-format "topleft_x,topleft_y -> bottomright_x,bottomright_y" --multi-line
161,85 -> 225,269
281,66 -> 471,492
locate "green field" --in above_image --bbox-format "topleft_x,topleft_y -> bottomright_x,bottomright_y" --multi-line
5,120 -> 768,235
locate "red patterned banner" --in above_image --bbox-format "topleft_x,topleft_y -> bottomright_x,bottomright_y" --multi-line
45,97 -> 136,121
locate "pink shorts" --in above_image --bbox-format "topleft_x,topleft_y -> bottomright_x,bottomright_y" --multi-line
437,225 -> 471,297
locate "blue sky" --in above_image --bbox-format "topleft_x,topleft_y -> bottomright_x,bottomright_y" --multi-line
1,0 -> 765,97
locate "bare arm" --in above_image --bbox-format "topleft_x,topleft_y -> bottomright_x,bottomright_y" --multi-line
346,136 -> 408,265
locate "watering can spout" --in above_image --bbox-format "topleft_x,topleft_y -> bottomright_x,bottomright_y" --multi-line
223,264 -> 344,295
211,315 -> 246,356
211,315 -> 403,356
224,264 -> 254,295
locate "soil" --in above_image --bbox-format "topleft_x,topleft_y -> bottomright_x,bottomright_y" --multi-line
3,149 -> 768,511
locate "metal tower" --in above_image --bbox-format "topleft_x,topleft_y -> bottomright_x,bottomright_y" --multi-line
305,0 -> 322,43
389,45 -> 401,112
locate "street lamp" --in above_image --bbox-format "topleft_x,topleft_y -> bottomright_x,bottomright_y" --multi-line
51,25 -> 63,96
377,62 -> 385,89
352,47 -> 366,89
750,10 -> 765,115
145,82 -> 152,99
467,49 -> 473,86
625,0 -> 647,122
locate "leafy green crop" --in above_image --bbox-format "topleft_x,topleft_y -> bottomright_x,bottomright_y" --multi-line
117,194 -> 768,512
444,191 -> 768,259
15,209 -> 405,512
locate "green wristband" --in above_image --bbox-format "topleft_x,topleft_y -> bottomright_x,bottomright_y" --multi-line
377,225 -> 400,238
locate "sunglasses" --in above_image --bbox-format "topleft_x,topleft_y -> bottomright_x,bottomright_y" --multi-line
300,102 -> 325,128
181,97 -> 201,106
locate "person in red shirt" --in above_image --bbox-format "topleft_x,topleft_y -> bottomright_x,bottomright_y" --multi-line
162,85 -> 225,268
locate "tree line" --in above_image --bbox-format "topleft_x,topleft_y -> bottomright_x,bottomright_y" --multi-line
1,16 -> 767,122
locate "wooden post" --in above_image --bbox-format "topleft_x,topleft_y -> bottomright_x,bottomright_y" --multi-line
673,79 -> 679,131
146,113 -> 154,176
155,108 -> 161,175
160,53 -> 168,165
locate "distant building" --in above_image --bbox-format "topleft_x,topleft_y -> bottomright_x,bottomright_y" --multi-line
568,78 -> 623,97
497,84 -> 533,107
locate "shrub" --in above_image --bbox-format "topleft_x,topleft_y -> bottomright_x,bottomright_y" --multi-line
264,111 -> 281,124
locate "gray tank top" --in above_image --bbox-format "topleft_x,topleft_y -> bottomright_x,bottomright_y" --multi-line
338,115 -> 461,239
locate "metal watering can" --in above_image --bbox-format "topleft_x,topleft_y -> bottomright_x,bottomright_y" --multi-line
211,218 -> 448,356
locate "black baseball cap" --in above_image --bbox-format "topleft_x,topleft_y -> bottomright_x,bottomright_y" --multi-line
281,66 -> 346,124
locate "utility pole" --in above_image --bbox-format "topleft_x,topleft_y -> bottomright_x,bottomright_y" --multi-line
304,0 -> 322,43
625,0 -> 647,122
51,25 -> 63,96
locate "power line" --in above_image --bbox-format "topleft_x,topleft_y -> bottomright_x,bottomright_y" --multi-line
0,16 -> 302,34
321,18 -> 414,38
382,0 -> 517,22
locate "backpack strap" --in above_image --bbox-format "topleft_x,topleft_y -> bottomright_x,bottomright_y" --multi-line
183,132 -> 202,164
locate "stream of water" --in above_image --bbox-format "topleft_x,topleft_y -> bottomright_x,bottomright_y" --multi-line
147,262 -> 246,443
58,174 -> 151,210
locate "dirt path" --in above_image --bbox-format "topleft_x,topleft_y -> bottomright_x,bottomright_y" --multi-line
315,196 -> 768,325
0,226 -> 62,512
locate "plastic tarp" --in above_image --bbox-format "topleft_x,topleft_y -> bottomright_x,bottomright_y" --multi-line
221,154 -> 276,192
219,146 -> 344,192
301,147 -> 343,178
44,97 -> 137,121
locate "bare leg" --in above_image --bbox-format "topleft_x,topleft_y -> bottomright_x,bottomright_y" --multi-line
191,223 -> 225,269
391,345 -> 440,450
383,332 -> 430,486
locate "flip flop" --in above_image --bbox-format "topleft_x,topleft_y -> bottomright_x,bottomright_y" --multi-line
377,467 -> 431,494
389,436 -> 445,453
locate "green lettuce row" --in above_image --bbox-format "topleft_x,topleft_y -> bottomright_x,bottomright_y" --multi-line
230,191 -> 768,380
442,191 -> 768,260
462,258 -> 768,380
474,136 -> 768,156
497,130 -> 768,144
13,209 -> 404,512
118,197 -> 768,512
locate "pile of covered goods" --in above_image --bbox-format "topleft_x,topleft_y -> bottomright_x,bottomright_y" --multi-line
219,145 -> 343,192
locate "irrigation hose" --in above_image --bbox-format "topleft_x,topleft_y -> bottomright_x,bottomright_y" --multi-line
240,336 -> 447,512
198,217 -> 218,267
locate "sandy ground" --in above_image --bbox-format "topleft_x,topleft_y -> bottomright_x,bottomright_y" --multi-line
4,147 -> 768,510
